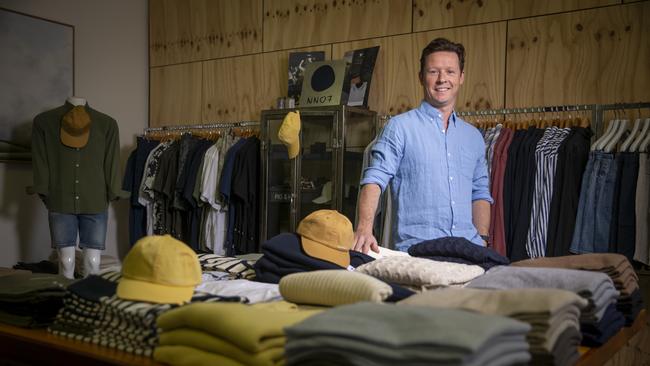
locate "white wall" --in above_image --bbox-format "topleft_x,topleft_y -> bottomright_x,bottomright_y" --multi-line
0,0 -> 148,267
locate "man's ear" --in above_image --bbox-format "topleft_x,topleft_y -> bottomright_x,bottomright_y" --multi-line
459,71 -> 465,85
418,71 -> 425,86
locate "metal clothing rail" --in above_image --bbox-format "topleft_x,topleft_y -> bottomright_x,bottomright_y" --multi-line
456,104 -> 597,117
457,102 -> 650,138
143,121 -> 259,134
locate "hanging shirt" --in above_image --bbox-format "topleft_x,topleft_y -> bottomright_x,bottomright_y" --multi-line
32,102 -> 127,214
361,101 -> 492,251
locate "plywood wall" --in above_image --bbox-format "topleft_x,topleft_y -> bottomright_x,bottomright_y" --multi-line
149,0 -> 262,67
412,0 -> 617,31
149,0 -> 650,126
150,62 -> 203,127
263,0 -> 411,51
506,1 -> 650,107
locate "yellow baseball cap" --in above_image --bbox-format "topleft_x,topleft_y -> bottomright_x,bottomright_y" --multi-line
278,111 -> 301,159
60,105 -> 91,148
297,210 -> 354,267
117,235 -> 202,304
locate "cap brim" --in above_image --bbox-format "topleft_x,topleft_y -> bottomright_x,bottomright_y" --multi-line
300,236 -> 350,268
287,143 -> 299,159
60,128 -> 89,148
312,196 -> 331,204
117,277 -> 195,304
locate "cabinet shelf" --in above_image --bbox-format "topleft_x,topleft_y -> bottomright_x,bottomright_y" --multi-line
260,105 -> 377,244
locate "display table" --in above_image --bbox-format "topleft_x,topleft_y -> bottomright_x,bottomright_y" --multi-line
0,322 -> 164,366
0,310 -> 647,366
577,309 -> 648,366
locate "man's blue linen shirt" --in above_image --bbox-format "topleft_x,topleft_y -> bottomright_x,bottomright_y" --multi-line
360,101 -> 493,251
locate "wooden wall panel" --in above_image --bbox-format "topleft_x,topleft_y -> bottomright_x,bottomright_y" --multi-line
263,0 -> 411,52
150,0 -> 262,67
198,0 -> 262,60
415,22 -> 507,112
149,63 -> 203,127
413,0 -> 617,32
333,34 -> 421,116
149,0 -> 201,67
260,46 -> 332,111
203,54 -> 265,123
506,2 -> 650,108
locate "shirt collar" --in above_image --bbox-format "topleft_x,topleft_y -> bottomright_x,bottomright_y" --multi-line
419,100 -> 458,127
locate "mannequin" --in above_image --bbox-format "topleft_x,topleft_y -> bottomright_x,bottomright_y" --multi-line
32,96 -> 126,279
67,96 -> 86,106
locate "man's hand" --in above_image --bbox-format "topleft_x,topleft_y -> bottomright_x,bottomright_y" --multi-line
353,225 -> 380,254
354,184 -> 382,254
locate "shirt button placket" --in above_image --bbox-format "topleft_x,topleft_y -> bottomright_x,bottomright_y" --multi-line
74,152 -> 80,212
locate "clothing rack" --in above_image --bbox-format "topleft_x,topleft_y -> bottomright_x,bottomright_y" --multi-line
457,102 -> 650,138
143,121 -> 259,135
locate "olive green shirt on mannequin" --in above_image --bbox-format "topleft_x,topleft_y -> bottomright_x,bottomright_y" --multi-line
32,101 -> 127,214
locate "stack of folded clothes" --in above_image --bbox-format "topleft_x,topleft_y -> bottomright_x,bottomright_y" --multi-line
154,302 -> 321,366
512,253 -> 644,325
0,272 -> 73,328
195,278 -> 283,304
399,288 -> 587,365
356,256 -> 484,291
91,292 -> 246,357
279,270 -> 414,305
284,303 -> 532,366
253,233 -> 374,283
197,253 -> 256,280
408,236 -> 510,269
48,273 -> 118,340
468,266 -> 625,346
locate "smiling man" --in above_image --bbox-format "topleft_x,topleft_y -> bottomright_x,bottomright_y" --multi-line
354,38 -> 493,254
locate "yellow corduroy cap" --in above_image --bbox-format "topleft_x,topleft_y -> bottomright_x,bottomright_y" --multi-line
278,111 -> 301,159
60,105 -> 91,148
117,235 -> 202,304
296,209 -> 354,268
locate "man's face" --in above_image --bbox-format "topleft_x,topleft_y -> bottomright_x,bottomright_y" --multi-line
419,51 -> 464,110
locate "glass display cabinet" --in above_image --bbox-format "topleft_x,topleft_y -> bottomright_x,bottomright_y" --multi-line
260,105 -> 377,243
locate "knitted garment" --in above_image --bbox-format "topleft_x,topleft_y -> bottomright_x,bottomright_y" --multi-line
279,270 -> 392,306
408,236 -> 509,270
399,288 -> 588,317
155,345 -> 244,366
356,256 -> 484,288
158,328 -> 284,366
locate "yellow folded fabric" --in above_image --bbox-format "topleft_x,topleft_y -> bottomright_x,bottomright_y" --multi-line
157,302 -> 320,353
154,345 -> 244,366
159,328 -> 284,366
279,270 -> 392,306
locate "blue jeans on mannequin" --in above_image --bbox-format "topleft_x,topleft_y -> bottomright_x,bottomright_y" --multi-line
48,211 -> 107,279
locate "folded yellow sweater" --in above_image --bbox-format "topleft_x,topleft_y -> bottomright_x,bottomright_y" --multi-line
158,328 -> 284,366
155,345 -> 244,366
156,302 -> 320,353
279,270 -> 392,306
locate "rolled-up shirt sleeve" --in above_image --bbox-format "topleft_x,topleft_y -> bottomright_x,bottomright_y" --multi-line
360,120 -> 403,192
472,148 -> 493,204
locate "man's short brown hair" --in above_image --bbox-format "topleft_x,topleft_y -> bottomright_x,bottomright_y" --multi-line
419,38 -> 465,74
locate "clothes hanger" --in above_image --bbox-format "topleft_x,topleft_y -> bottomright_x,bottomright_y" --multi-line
630,118 -> 650,152
592,118 -> 617,150
620,118 -> 642,152
603,118 -> 628,153
639,126 -> 650,152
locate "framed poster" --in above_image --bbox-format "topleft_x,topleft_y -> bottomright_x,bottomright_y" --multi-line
288,51 -> 325,103
0,8 -> 74,162
341,46 -> 380,108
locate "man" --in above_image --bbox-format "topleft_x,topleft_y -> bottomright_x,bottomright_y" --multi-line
354,38 -> 492,254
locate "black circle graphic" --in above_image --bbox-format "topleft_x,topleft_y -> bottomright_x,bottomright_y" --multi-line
311,65 -> 335,92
